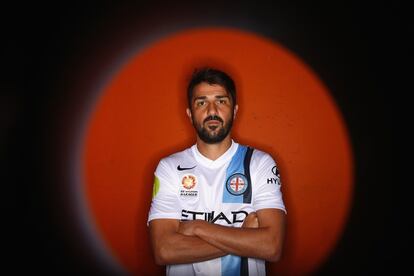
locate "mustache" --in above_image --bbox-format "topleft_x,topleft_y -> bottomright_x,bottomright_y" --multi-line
203,115 -> 224,124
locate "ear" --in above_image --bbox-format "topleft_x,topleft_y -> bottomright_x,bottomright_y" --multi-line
186,108 -> 193,123
233,104 -> 239,119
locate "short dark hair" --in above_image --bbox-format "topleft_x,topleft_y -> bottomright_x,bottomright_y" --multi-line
187,68 -> 236,109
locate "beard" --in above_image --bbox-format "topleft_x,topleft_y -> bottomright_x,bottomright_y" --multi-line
192,114 -> 234,144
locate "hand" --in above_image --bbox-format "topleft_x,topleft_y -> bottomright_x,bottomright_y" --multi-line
242,212 -> 259,228
178,220 -> 206,236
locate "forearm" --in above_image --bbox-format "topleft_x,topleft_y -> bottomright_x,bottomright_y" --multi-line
153,231 -> 226,265
194,223 -> 281,262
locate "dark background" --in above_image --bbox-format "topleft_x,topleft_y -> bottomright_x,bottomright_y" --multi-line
5,1 -> 398,275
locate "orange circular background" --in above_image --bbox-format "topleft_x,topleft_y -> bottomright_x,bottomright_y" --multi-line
83,28 -> 353,275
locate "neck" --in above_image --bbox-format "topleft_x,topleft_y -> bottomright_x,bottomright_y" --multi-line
196,135 -> 232,161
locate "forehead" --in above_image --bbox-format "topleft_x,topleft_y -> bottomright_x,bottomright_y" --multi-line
192,82 -> 229,98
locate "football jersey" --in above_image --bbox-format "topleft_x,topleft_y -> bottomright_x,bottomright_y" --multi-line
148,140 -> 286,276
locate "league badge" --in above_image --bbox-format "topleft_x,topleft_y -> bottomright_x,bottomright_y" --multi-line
180,174 -> 198,198
182,174 -> 196,190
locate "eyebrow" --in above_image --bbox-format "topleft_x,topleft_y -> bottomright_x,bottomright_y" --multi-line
193,95 -> 230,101
215,95 -> 230,99
193,96 -> 207,101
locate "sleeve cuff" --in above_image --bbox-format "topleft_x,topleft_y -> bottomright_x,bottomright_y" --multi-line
147,213 -> 182,226
254,205 -> 287,214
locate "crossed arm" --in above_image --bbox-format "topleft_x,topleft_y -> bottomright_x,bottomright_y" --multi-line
149,208 -> 286,265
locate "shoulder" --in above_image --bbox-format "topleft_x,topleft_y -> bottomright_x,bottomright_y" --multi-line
157,147 -> 194,171
244,146 -> 280,172
247,147 -> 277,163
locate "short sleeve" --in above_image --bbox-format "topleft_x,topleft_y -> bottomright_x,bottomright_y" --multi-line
147,159 -> 181,224
252,152 -> 286,213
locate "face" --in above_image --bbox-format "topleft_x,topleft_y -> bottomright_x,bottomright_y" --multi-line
187,82 -> 238,144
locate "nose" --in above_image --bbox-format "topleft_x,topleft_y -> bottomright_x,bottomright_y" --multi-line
207,102 -> 218,116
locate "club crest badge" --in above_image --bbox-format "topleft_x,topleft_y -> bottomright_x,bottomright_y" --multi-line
226,173 -> 249,196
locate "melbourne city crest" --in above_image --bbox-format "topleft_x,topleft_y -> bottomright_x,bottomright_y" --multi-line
226,173 -> 249,196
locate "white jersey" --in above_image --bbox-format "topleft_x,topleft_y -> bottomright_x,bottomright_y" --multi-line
148,141 -> 286,276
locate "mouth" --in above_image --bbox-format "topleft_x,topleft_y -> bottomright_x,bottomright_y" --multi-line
203,115 -> 223,124
206,120 -> 221,125
205,120 -> 221,131
207,125 -> 219,131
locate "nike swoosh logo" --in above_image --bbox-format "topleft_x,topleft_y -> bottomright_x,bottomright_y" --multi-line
177,165 -> 197,171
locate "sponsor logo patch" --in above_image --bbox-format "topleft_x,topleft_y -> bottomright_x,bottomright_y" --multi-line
226,173 -> 249,196
269,165 -> 281,185
272,165 -> 280,177
181,209 -> 248,224
177,165 -> 197,171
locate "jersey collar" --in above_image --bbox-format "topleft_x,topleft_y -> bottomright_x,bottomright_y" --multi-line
191,140 -> 239,169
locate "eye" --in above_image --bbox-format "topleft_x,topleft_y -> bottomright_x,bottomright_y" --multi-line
196,100 -> 205,107
218,99 -> 228,104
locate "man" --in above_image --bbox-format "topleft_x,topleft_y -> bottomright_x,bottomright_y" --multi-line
148,68 -> 286,276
